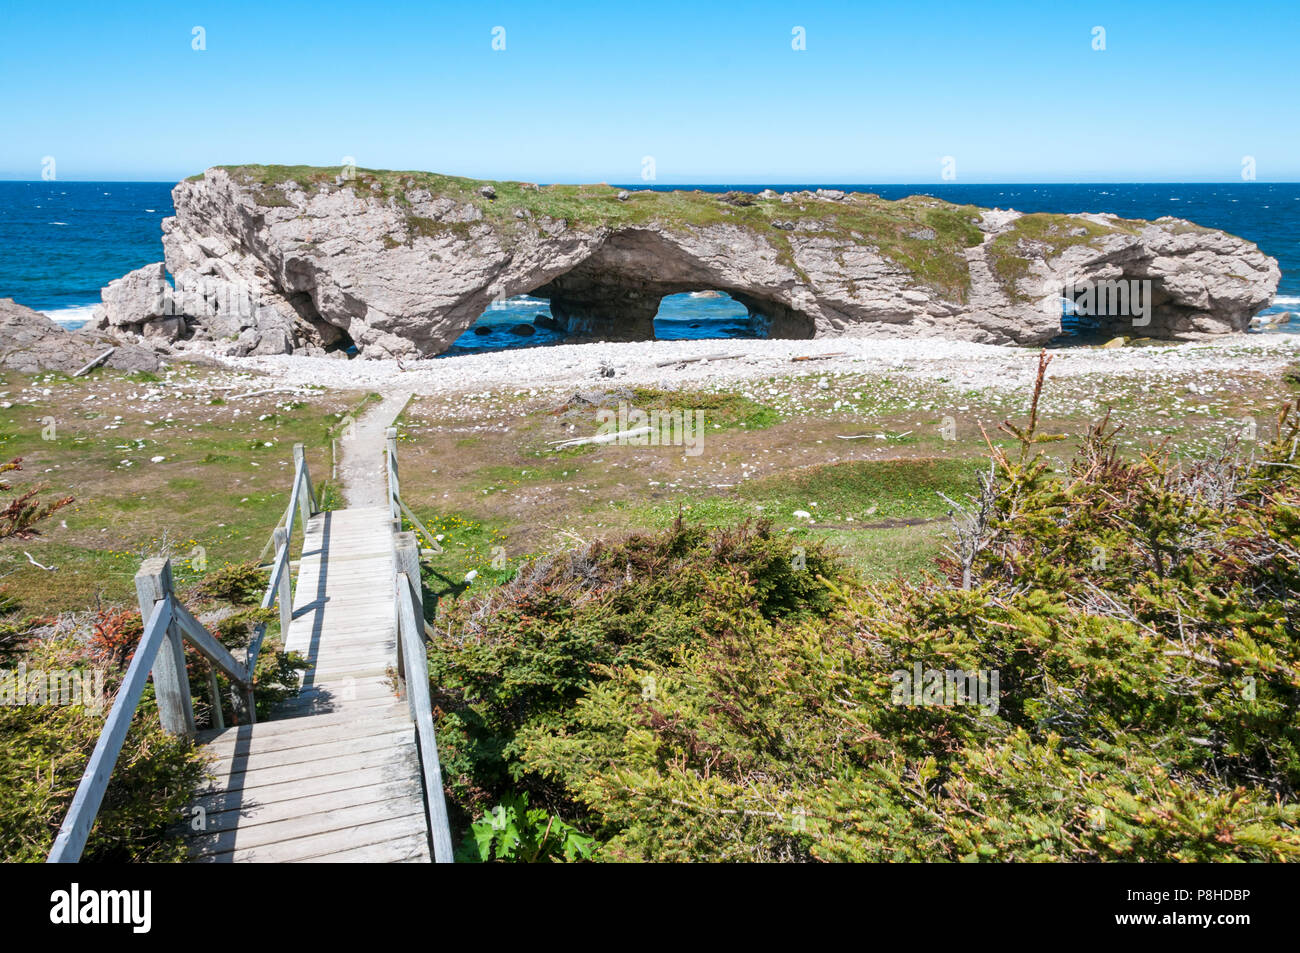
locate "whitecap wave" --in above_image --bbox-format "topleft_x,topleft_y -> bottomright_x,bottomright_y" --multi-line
1271,295 -> 1300,307
40,305 -> 97,328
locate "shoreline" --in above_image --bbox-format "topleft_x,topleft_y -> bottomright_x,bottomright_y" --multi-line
203,332 -> 1300,398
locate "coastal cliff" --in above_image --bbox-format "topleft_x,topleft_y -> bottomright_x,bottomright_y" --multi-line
93,166 -> 1281,358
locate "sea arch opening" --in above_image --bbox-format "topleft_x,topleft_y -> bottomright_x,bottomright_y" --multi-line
651,290 -> 767,341
439,228 -> 819,354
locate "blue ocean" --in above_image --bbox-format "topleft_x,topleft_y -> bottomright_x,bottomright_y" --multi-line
1,181 -> 1296,352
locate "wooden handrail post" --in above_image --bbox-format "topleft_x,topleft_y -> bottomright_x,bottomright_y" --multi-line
231,660 -> 255,726
134,558 -> 194,738
394,532 -> 422,707
292,443 -> 314,523
395,532 -> 422,616
386,427 -> 400,521
274,526 -> 292,640
205,663 -> 225,732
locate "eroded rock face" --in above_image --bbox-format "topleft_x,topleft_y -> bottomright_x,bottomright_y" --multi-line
0,299 -> 160,373
92,168 -> 1281,357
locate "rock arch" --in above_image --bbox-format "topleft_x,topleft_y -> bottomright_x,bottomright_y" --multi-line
528,229 -> 815,342
90,169 -> 1281,359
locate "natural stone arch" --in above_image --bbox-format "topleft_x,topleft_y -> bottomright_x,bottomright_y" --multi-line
92,169 -> 1280,359
528,228 -> 815,342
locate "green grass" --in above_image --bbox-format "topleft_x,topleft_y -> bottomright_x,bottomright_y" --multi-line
629,387 -> 780,431
0,369 -> 355,613
615,457 -> 979,527
737,456 -> 982,519
409,509 -> 523,608
985,212 -> 1142,300
601,457 -> 981,583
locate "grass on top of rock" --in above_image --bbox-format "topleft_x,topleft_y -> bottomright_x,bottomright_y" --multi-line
986,212 -> 1143,301
215,165 -> 996,301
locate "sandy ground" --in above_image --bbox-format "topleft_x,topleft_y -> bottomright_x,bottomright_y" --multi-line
198,334 -> 1300,400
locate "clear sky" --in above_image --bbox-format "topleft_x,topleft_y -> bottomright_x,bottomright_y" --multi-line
1,0 -> 1295,183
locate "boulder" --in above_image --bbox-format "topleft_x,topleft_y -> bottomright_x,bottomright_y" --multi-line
0,299 -> 160,373
94,263 -> 172,333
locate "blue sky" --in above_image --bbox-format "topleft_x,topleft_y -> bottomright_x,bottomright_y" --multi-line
1,0 -> 1295,183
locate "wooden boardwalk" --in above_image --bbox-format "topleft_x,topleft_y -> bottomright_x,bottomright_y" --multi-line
189,506 -> 432,863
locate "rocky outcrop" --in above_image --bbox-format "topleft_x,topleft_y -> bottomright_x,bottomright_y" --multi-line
94,261 -> 342,358
92,166 -> 1281,358
0,299 -> 161,374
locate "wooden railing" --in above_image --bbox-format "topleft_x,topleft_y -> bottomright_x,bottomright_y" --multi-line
386,427 -> 443,556
47,444 -> 318,863
249,444 -> 318,673
386,429 -> 454,862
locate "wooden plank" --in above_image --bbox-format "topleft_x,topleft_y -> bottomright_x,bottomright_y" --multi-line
73,347 -> 115,377
47,600 -> 174,862
202,715 -> 409,756
300,659 -> 396,674
198,702 -> 407,744
303,832 -> 431,863
280,680 -> 396,698
197,741 -> 418,795
193,759 -> 420,810
192,804 -> 427,861
204,730 -> 413,785
197,778 -> 424,834
284,635 -> 397,655
274,691 -> 400,718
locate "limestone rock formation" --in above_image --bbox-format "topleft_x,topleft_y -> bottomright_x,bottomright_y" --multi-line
91,166 -> 1281,358
0,298 -> 160,373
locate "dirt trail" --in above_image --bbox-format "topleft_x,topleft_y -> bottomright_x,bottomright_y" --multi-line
337,391 -> 413,507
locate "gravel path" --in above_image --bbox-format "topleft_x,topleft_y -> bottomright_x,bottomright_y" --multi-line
338,390 -> 411,507
191,334 -> 1300,400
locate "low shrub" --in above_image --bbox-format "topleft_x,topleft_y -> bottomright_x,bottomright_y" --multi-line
429,356 -> 1300,861
193,560 -> 267,607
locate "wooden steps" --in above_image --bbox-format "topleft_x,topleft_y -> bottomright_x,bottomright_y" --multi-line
187,506 -> 434,863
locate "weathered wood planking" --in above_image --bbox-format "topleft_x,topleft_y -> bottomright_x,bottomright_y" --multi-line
186,505 -> 432,863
